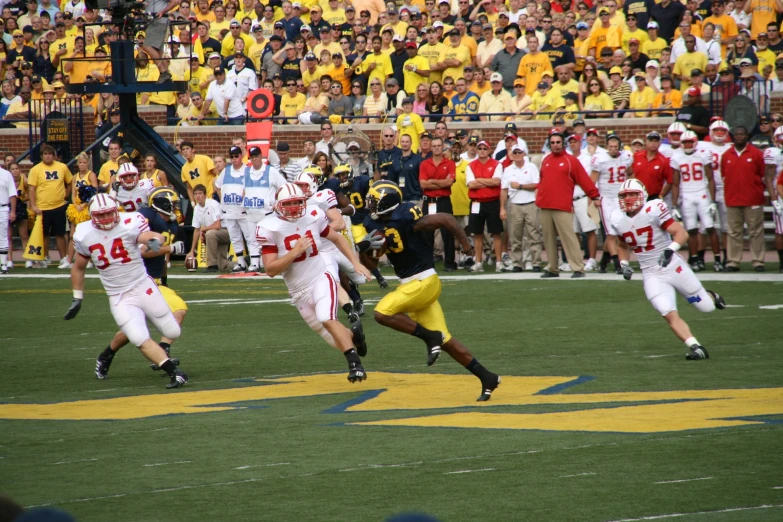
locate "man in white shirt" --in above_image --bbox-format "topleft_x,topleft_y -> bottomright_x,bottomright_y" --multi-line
499,144 -> 542,272
201,67 -> 245,125
670,22 -> 708,63
567,133 -> 599,271
0,165 -> 17,274
493,122 -> 528,159
276,141 -> 303,181
243,146 -> 288,268
226,53 -> 258,104
188,183 -> 229,272
215,145 -> 259,273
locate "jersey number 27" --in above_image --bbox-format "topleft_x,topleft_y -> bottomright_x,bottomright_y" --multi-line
621,225 -> 654,254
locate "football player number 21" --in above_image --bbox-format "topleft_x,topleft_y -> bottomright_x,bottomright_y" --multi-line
621,226 -> 654,254
284,230 -> 319,262
88,239 -> 131,269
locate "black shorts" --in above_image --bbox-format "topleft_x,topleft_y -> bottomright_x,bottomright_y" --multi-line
42,204 -> 67,236
468,199 -> 503,235
13,201 -> 27,224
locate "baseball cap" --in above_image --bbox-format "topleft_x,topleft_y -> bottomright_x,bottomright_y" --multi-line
504,32 -> 517,40
392,34 -> 404,42
249,146 -> 262,156
347,141 -> 360,150
269,35 -> 283,42
433,21 -> 444,29
687,86 -> 701,97
505,122 -> 517,131
631,138 -> 644,146
277,141 -> 290,151
587,128 -> 599,136
739,57 -> 753,66
52,81 -> 64,89
609,66 -> 622,75
498,11 -> 509,17
537,81 -> 548,89
388,6 -> 398,13
690,68 -> 703,77
553,116 -> 565,125
601,47 -> 613,56
566,133 -> 580,142
305,52 -> 317,60
660,74 -> 673,82
230,20 -> 240,27
274,21 -> 284,28
456,130 -> 467,137
208,52 -> 221,60
346,5 -> 355,10
576,22 -> 589,30
629,38 -> 640,45
300,24 -> 312,32
599,8 -> 609,15
646,60 -> 659,69
420,131 -> 432,139
109,107 -> 120,115
647,131 -> 661,139
647,21 -> 659,29
468,136 -> 479,145
405,41 -> 418,49
331,23 -> 341,30
634,72 -> 646,79
229,146 -> 242,155
448,29 -> 460,37
12,29 -> 22,36
573,118 -> 585,127
31,74 -> 41,83
564,92 -> 579,101
505,132 -> 517,140
477,140 -> 490,148
489,72 -> 503,83
213,67 -> 226,75
402,96 -> 414,105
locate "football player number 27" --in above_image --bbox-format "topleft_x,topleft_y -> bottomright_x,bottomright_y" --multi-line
284,230 -> 319,262
89,238 -> 131,269
621,226 -> 654,254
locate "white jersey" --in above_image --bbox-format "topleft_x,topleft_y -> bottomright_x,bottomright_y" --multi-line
763,146 -> 783,176
215,165 -> 248,219
113,179 -> 155,212
73,212 -> 150,295
256,207 -> 331,299
307,189 -> 339,254
698,141 -> 730,191
658,143 -> 680,159
610,199 -> 676,271
591,149 -> 633,198
670,148 -> 711,196
0,167 -> 15,205
572,150 -> 593,198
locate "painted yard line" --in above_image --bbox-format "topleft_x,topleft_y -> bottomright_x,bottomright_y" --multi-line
52,458 -> 98,465
559,472 -> 597,478
339,462 -> 424,472
772,486 -> 783,490
183,298 -> 250,304
143,461 -> 191,467
443,468 -> 496,474
607,503 -> 783,521
643,354 -> 679,359
759,304 -> 783,310
188,298 -> 292,306
655,477 -> 713,484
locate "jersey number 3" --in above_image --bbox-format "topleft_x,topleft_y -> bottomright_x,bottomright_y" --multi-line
89,238 -> 131,269
621,225 -> 654,254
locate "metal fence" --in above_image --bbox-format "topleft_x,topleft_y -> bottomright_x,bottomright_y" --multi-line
7,98 -> 86,165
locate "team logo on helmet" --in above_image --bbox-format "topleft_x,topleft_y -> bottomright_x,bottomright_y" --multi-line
680,130 -> 698,153
149,187 -> 180,220
333,162 -> 354,188
366,180 -> 403,220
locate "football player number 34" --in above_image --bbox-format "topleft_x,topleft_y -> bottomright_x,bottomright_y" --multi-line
284,230 -> 319,262
89,238 -> 131,269
621,225 -> 654,254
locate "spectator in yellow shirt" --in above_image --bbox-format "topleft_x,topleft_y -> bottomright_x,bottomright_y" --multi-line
516,35 -> 553,96
361,35 -> 394,93
396,97 -> 425,153
27,143 -> 73,265
437,30 -> 471,89
180,140 -> 218,201
626,73 -> 656,117
280,79 -> 307,124
402,41 -> 431,95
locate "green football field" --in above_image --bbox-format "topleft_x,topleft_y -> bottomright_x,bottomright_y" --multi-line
2,268 -> 783,522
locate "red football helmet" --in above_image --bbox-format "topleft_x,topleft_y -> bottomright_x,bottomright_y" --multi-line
274,183 -> 306,221
90,194 -> 120,230
618,179 -> 648,213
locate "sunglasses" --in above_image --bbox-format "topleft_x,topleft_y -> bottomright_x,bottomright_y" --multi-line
774,118 -> 783,122
383,134 -> 395,137
331,85 -> 341,88
352,84 -> 362,88
230,154 -> 241,158
371,82 -> 381,86
286,83 -> 296,86
448,134 -> 456,139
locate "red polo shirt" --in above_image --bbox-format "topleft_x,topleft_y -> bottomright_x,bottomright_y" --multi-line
419,156 -> 455,198
537,151 -> 599,212
721,144 -> 766,207
632,151 -> 672,197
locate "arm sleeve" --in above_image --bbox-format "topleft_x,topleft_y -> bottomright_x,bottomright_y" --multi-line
256,226 -> 277,252
127,212 -> 150,242
214,169 -> 225,189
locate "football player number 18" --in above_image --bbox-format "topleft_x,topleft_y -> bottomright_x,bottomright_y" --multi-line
284,230 -> 319,262
89,239 -> 131,269
621,225 -> 654,254
607,166 -> 627,184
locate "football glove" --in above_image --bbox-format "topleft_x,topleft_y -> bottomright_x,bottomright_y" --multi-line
170,241 -> 185,255
64,298 -> 82,320
773,200 -> 783,216
621,261 -> 633,281
362,232 -> 386,251
658,248 -> 675,268
707,202 -> 718,218
671,206 -> 682,221
146,237 -> 163,253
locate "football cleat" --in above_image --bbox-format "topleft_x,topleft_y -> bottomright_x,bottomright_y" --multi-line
166,371 -> 188,389
354,299 -> 365,317
352,321 -> 368,357
477,375 -> 501,402
347,364 -> 367,383
697,259 -> 705,271
347,308 -> 360,324
707,290 -> 726,310
686,345 -> 709,360
247,264 -> 260,273
423,331 -> 444,366
690,261 -> 702,272
231,264 -> 246,273
95,355 -> 112,379
377,275 -> 389,289
0,265 -> 7,275
713,260 -> 724,272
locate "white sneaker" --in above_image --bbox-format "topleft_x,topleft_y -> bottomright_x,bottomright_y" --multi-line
167,262 -> 171,268
501,253 -> 513,270
584,258 -> 597,271
25,260 -> 33,269
38,260 -> 48,268
58,258 -> 72,269
495,262 -> 507,272
524,262 -> 534,271
1,264 -> 7,274
468,262 -> 484,273
7,260 -> 13,268
45,256 -> 51,264
558,262 -> 572,272
247,264 -> 260,272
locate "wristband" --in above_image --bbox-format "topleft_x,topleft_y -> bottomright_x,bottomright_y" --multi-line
668,241 -> 681,252
73,290 -> 84,299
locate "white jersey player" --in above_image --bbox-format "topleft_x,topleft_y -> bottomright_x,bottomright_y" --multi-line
590,134 -> 633,273
669,131 -> 723,271
658,122 -> 686,160
257,183 -> 372,383
0,166 -> 16,274
612,179 -> 726,360
764,127 -> 783,272
698,120 -> 732,235
66,194 -> 188,388
112,163 -> 155,212
215,148 -> 260,273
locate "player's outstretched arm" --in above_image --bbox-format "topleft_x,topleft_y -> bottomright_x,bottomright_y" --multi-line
326,227 -> 372,279
262,238 -> 312,277
65,254 -> 89,320
326,208 -> 346,231
414,214 -> 474,254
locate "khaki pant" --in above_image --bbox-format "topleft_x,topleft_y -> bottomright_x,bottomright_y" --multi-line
726,206 -> 765,268
540,208 -> 584,273
508,202 -> 542,267
205,228 -> 231,271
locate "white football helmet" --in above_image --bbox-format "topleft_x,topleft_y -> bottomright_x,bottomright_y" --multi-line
274,183 -> 306,221
117,163 -> 139,190
89,193 -> 120,230
774,126 -> 783,148
709,119 -> 730,145
618,178 -> 648,214
294,169 -> 319,198
667,122 -> 686,146
681,130 -> 698,153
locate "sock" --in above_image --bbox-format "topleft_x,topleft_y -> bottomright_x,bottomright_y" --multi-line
412,323 -> 438,341
347,284 -> 361,303
159,342 -> 171,355
778,249 -> 783,264
160,358 -> 178,376
342,302 -> 354,316
101,346 -> 116,360
698,250 -> 705,262
236,253 -> 247,267
714,255 -> 721,264
688,255 -> 697,264
600,251 -> 610,267
250,255 -> 259,268
160,275 -> 167,287
466,358 -> 493,382
722,249 -> 727,260
371,267 -> 383,280
343,348 -> 361,367
684,336 -> 700,348
0,253 -> 7,266
611,255 -> 620,270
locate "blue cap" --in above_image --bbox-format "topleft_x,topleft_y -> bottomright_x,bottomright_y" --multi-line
576,22 -> 589,30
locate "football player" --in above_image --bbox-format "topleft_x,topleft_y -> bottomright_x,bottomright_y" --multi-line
111,163 -> 155,212
698,119 -> 732,261
669,131 -> 722,272
94,188 -> 189,379
360,180 -> 501,402
763,126 -> 783,272
591,134 -> 634,274
658,122 -> 686,159
257,183 -> 373,383
612,179 -> 726,360
66,194 -> 188,388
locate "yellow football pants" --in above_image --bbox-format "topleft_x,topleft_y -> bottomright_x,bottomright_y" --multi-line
374,274 -> 451,343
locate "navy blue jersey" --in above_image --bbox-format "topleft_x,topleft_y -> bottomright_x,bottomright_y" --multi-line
139,207 -> 178,279
320,177 -> 343,195
364,201 -> 432,279
344,175 -> 371,222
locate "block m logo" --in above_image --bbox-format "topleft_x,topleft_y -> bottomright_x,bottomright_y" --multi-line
45,171 -> 59,180
27,245 -> 42,256
189,168 -> 200,180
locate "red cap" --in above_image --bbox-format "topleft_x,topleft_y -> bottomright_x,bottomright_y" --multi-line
405,41 -> 418,49
687,86 -> 701,97
504,132 -> 516,139
587,128 -> 599,135
629,38 -> 640,45
477,140 -> 490,148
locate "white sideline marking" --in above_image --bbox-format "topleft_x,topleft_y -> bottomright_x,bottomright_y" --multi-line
444,468 -> 496,475
184,298 -> 250,303
655,477 -> 713,484
52,458 -> 98,465
188,298 -> 292,306
559,472 -> 597,478
724,304 -> 745,308
759,304 -> 783,310
643,354 -> 678,358
339,462 -> 423,472
607,503 -> 783,521
143,461 -> 191,467
235,462 -> 290,470
150,478 -> 263,494
772,486 -> 783,490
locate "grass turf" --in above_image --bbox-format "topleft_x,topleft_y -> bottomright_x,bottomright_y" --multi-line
1,270 -> 782,522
